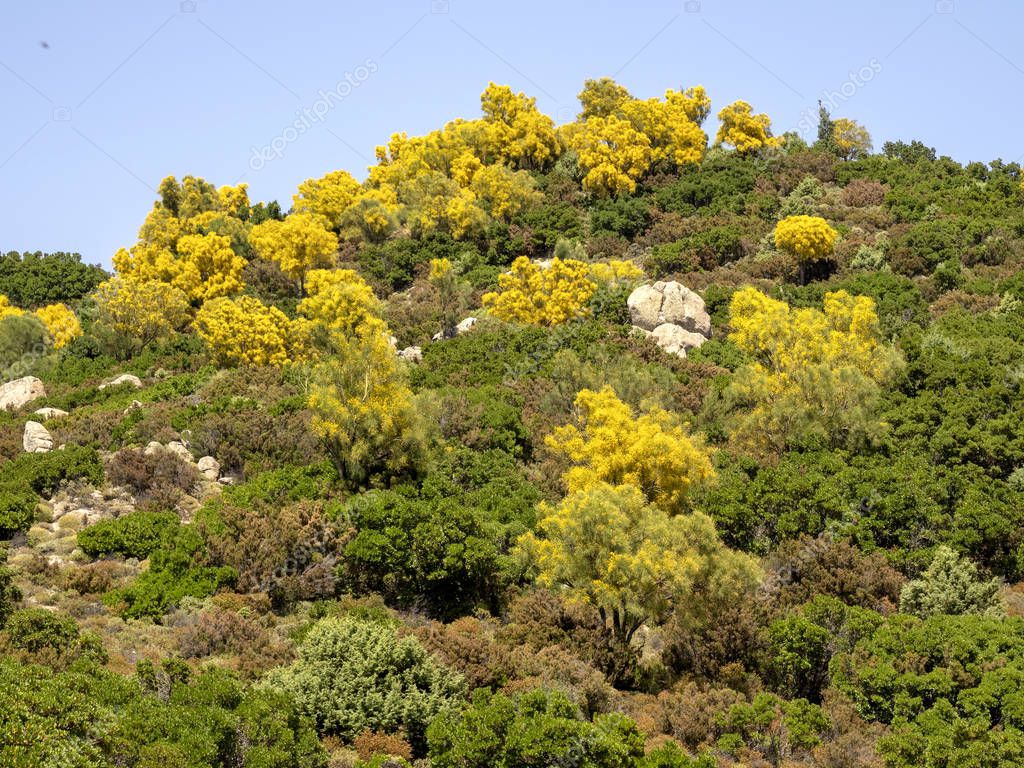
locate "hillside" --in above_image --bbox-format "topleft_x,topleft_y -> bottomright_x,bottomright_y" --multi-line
2,79 -> 1024,768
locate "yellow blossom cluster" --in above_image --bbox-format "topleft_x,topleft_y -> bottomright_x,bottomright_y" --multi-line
194,295 -> 309,368
546,386 -> 715,514
714,100 -> 782,153
112,176 -> 250,304
297,268 -> 380,335
482,256 -> 597,326
726,287 -> 901,455
567,79 -> 710,196
33,303 -> 83,349
773,215 -> 839,263
94,278 -> 191,349
0,295 -> 23,321
0,295 -> 83,350
249,212 -> 339,288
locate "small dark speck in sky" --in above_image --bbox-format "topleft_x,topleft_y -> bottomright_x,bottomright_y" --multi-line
40,41 -> 49,49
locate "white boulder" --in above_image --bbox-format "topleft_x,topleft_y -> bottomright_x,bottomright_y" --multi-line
197,456 -> 220,481
627,281 -> 711,337
33,407 -> 68,420
23,421 -> 54,453
99,373 -> 142,390
398,346 -> 423,363
0,376 -> 46,411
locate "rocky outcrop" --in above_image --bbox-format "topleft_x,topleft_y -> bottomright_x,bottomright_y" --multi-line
432,317 -> 479,342
99,373 -> 142,390
33,407 -> 69,420
628,281 -> 711,336
0,376 -> 46,411
627,282 -> 712,358
23,421 -> 54,453
197,456 -> 220,481
398,346 -> 423,363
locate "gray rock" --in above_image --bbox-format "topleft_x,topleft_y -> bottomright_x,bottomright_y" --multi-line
165,441 -> 193,463
98,373 -> 142,390
143,441 -> 163,456
23,421 -> 54,453
456,317 -> 478,335
650,323 -> 708,358
627,281 -> 711,337
197,456 -> 220,481
398,346 -> 423,363
33,407 -> 69,420
0,376 -> 46,411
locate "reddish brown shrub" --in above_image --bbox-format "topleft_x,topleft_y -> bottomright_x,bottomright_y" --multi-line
840,179 -> 889,207
353,731 -> 413,761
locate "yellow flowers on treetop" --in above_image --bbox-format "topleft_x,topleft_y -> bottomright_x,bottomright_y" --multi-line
195,295 -> 309,368
113,175 -> 250,304
832,118 -> 873,160
715,100 -> 782,153
569,115 -> 653,197
297,268 -> 381,335
515,482 -> 759,650
480,82 -> 559,170
483,257 -> 597,326
94,278 -> 191,350
546,386 -> 715,514
774,215 -> 838,262
0,296 -> 83,350
725,287 -> 902,456
569,78 -> 708,195
249,212 -> 338,291
33,304 -> 83,350
774,214 -> 839,282
307,318 -> 431,487
292,170 -> 362,231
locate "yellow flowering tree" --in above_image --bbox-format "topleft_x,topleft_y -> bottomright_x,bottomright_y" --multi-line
298,268 -> 380,335
94,278 -> 191,350
480,82 -> 559,170
832,117 -> 873,160
546,386 -> 714,514
249,212 -> 339,292
308,318 -> 431,487
194,295 -> 308,368
482,257 -> 597,326
715,100 -> 782,153
569,114 -> 653,196
620,93 -> 707,168
292,170 -> 362,231
515,482 -> 759,653
774,214 -> 839,283
725,287 -> 902,456
113,175 -> 251,303
33,304 -> 82,350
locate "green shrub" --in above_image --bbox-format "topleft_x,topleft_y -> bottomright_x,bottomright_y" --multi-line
0,314 -> 49,379
2,607 -> 80,655
264,615 -> 464,755
78,510 -> 180,559
428,688 -> 645,768
0,250 -> 107,306
5,445 -> 104,496
106,524 -> 236,620
0,485 -> 38,535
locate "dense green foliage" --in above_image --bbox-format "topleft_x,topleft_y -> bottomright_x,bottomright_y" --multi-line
0,250 -> 107,307
2,90 -> 1024,767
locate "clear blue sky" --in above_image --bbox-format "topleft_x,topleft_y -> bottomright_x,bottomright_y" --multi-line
2,0 -> 1022,268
